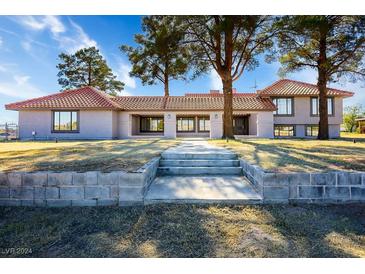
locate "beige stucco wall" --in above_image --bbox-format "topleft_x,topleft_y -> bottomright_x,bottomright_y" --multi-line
18,110 -> 116,139
273,96 -> 344,138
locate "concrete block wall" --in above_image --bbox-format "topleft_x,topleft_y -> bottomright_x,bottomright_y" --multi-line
0,158 -> 160,207
241,158 -> 365,204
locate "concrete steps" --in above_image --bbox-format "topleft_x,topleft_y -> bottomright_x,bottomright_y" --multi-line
157,166 -> 242,176
161,152 -> 237,160
158,146 -> 242,176
159,159 -> 240,167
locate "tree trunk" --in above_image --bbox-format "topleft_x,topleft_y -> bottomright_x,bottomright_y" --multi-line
317,28 -> 329,140
88,61 -> 92,86
222,77 -> 234,139
164,73 -> 169,97
317,71 -> 329,140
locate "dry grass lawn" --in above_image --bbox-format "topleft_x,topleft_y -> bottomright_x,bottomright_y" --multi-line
209,136 -> 365,173
0,204 -> 364,258
0,139 -> 179,172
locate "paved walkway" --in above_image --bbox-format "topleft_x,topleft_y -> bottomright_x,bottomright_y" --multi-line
145,176 -> 262,204
145,140 -> 262,204
161,139 -> 235,156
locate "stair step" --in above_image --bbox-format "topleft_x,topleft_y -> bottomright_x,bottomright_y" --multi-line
157,167 -> 242,176
159,159 -> 240,167
161,152 -> 237,160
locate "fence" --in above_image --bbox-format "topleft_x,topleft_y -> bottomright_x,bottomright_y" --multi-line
0,123 -> 19,140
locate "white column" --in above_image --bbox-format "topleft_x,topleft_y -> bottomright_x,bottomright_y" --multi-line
256,112 -> 274,138
210,112 -> 223,138
164,112 -> 176,138
119,113 -> 132,138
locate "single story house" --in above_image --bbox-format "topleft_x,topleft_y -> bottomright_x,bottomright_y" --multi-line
356,117 -> 365,134
5,79 -> 353,140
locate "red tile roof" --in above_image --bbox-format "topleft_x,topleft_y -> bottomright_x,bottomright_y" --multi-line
258,79 -> 354,97
111,96 -> 165,110
5,86 -> 121,110
6,86 -> 276,111
111,94 -> 276,111
6,79 -> 352,112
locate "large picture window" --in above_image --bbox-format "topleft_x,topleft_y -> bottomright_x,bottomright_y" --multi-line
311,97 -> 334,116
306,125 -> 319,137
140,117 -> 164,132
177,117 -> 195,132
198,117 -> 210,132
274,125 -> 295,137
272,98 -> 293,116
52,111 -> 79,132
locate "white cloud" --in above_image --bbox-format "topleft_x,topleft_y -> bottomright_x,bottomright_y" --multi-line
119,89 -> 133,96
15,15 -> 65,34
209,70 -> 222,90
53,20 -> 97,53
117,62 -> 136,89
21,40 -> 32,52
13,75 -> 30,85
14,16 -> 97,53
0,75 -> 46,99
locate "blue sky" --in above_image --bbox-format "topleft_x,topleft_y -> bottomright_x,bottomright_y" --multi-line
0,15 -> 364,123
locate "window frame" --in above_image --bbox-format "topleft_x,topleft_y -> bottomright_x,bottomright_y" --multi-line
305,125 -> 319,137
139,117 -> 164,133
274,124 -> 296,137
176,117 -> 195,132
310,97 -> 334,116
52,110 -> 80,133
197,117 -> 210,132
272,97 -> 294,116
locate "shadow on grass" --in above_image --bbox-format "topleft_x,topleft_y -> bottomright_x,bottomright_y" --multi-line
236,140 -> 365,172
0,139 -> 177,172
0,204 -> 364,258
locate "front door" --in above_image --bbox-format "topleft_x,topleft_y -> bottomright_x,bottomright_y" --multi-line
233,116 -> 249,135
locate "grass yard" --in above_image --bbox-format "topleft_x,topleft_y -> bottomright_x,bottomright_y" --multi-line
0,139 -> 179,173
0,204 -> 364,258
209,136 -> 365,173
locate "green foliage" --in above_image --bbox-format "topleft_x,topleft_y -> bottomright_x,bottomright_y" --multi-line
275,16 -> 365,139
121,16 -> 191,96
57,47 -> 124,96
344,104 -> 364,132
183,16 -> 277,82
276,16 -> 365,82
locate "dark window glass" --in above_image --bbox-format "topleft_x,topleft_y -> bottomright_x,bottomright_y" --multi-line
273,98 -> 293,115
53,111 -> 79,132
140,117 -> 164,132
177,117 -> 195,132
311,97 -> 333,115
306,125 -> 319,137
274,125 -> 295,137
198,117 -> 210,132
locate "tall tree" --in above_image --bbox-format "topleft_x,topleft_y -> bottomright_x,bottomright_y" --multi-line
121,16 -> 191,96
344,104 -> 364,132
183,16 -> 276,138
57,47 -> 124,96
276,16 -> 365,139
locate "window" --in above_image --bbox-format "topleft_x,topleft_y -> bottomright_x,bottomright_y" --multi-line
52,111 -> 79,132
198,117 -> 210,132
274,125 -> 295,137
311,97 -> 334,116
272,98 -> 293,115
306,125 -> 319,137
140,117 -> 164,132
177,117 -> 195,132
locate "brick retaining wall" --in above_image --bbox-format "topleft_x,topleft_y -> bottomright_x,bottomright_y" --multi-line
240,159 -> 365,204
0,157 -> 160,207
